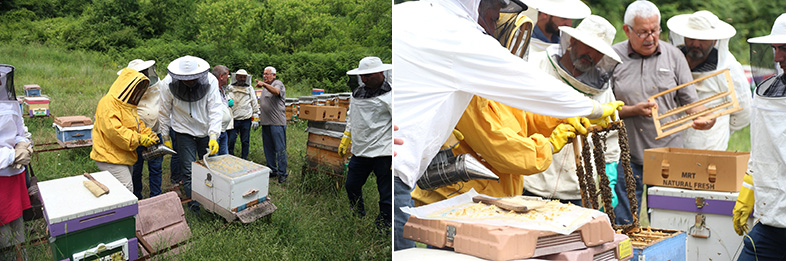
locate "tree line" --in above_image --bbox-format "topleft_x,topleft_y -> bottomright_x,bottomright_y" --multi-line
1,0 -> 391,94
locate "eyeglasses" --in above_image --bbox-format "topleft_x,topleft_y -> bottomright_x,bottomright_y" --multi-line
628,25 -> 661,39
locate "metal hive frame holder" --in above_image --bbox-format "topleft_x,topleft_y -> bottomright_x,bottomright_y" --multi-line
650,68 -> 742,140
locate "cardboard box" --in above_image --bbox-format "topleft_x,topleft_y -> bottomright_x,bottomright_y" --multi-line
298,105 -> 346,122
643,147 -> 749,192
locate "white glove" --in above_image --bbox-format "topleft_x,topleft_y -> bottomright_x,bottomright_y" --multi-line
251,121 -> 259,129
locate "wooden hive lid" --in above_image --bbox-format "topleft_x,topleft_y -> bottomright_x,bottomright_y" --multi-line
55,115 -> 93,127
23,84 -> 40,90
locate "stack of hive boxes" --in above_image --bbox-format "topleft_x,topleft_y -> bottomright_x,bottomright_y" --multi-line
295,91 -> 351,175
22,84 -> 50,117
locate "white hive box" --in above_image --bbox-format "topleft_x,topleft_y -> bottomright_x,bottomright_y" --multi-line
192,154 -> 272,222
648,186 -> 754,261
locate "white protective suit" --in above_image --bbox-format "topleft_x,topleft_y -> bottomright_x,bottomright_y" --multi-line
671,33 -> 752,151
392,0 -> 603,189
749,75 -> 786,228
0,101 -> 27,177
158,74 -> 223,138
137,77 -> 161,132
348,91 -> 393,157
523,44 -> 620,200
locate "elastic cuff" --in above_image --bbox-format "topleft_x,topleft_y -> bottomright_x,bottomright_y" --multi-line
587,100 -> 604,119
209,133 -> 218,141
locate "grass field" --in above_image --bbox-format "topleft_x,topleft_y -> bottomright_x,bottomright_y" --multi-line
5,43 -> 392,260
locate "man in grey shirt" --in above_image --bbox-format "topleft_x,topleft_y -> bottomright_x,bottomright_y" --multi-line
255,66 -> 288,183
610,0 -> 715,226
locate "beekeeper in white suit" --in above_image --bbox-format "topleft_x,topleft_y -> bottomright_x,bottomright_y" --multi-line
340,57 -> 393,232
158,55 -> 222,211
121,59 -> 166,199
667,11 -> 752,151
226,69 -> 259,160
392,0 -> 624,250
734,13 -> 786,260
525,15 -> 623,209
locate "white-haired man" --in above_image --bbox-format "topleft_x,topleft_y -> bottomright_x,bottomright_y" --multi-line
393,0 -> 623,250
734,13 -> 786,260
611,0 -> 716,226
255,66 -> 287,183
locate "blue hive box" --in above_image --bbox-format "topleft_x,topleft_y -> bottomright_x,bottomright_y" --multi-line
23,84 -> 41,97
631,229 -> 686,261
54,116 -> 93,148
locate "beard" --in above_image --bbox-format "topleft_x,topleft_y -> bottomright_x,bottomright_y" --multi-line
569,48 -> 595,73
545,17 -> 560,36
686,46 -> 710,60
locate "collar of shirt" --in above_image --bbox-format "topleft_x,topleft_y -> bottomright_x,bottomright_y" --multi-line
532,25 -> 559,44
626,41 -> 662,58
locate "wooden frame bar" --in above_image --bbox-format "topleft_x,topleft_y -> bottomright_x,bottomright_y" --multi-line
650,69 -> 742,140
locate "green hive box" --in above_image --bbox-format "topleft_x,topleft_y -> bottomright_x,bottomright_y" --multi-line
38,171 -> 139,260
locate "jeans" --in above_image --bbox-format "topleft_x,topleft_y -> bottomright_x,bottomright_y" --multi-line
739,223 -> 786,260
522,188 -> 583,206
174,132 -> 210,199
217,131 -> 229,156
394,176 -> 416,250
261,125 -> 287,177
346,156 -> 392,227
227,119 -> 251,159
132,133 -> 163,199
169,128 -> 182,185
613,161 -> 644,225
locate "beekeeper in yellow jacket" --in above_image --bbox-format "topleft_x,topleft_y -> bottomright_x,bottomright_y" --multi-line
411,97 -> 593,205
91,68 -> 159,192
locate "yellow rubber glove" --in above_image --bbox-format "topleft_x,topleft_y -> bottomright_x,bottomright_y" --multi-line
139,133 -> 159,147
162,135 -> 173,149
208,133 -> 219,155
590,101 -> 624,127
338,131 -> 352,158
548,123 -> 577,154
733,173 -> 755,235
563,117 -> 590,135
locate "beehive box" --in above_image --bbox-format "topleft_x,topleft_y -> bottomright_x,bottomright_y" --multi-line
648,186 -> 754,261
191,155 -> 273,222
643,147 -> 749,192
54,116 -> 93,148
38,171 -> 139,261
305,123 -> 349,175
338,92 -> 351,109
298,105 -> 346,122
23,84 -> 41,96
629,228 -> 686,261
403,215 -> 614,261
23,96 -> 49,117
